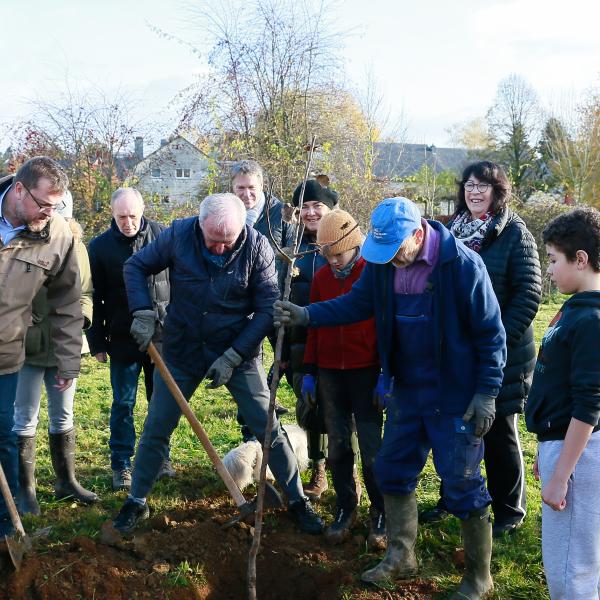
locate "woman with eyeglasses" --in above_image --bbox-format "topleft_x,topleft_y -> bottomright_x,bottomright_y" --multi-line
421,160 -> 542,538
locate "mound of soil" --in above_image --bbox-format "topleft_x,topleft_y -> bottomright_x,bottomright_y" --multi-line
0,495 -> 440,599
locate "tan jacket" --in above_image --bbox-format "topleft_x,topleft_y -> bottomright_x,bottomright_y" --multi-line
24,228 -> 93,367
0,180 -> 83,376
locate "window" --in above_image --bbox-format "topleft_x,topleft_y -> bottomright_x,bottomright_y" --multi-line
151,168 -> 161,178
176,168 -> 191,178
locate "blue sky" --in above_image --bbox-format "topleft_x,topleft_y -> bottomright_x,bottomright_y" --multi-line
3,0 -> 600,151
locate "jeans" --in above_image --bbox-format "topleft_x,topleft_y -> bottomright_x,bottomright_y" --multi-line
131,354 -> 305,503
13,364 -> 75,436
109,356 -> 154,470
319,366 -> 383,512
0,372 -> 19,521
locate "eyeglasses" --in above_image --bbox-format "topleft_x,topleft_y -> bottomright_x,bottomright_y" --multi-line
464,181 -> 490,193
20,182 -> 66,214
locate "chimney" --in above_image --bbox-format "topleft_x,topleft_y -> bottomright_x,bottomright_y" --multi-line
160,139 -> 168,147
134,137 -> 144,161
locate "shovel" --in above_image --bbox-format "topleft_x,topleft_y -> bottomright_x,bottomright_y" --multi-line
0,460 -> 32,570
147,343 -> 283,527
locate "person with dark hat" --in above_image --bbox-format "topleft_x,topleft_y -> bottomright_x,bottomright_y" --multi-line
274,196 -> 507,599
285,178 -> 338,500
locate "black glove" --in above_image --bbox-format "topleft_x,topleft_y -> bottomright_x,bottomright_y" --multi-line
205,348 -> 243,388
273,300 -> 309,328
462,393 -> 496,437
130,309 -> 156,351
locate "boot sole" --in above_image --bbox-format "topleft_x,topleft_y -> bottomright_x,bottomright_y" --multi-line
360,567 -> 419,585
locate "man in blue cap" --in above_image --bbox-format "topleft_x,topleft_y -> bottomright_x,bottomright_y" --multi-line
274,197 -> 506,600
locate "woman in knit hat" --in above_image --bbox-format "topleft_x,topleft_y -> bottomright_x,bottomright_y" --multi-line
286,178 -> 339,499
302,209 -> 385,549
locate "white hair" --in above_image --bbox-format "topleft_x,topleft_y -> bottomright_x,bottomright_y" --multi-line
198,193 -> 246,231
110,187 -> 144,207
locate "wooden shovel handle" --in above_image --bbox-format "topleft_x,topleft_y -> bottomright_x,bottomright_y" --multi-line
0,459 -> 26,537
147,342 -> 247,507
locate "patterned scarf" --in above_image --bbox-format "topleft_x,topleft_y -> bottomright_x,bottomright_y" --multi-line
449,210 -> 494,253
245,191 -> 266,227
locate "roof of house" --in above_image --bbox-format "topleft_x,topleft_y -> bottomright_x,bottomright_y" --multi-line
132,136 -> 206,173
373,142 -> 470,179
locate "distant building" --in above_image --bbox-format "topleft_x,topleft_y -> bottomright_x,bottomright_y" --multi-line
373,142 -> 470,179
130,136 -> 209,203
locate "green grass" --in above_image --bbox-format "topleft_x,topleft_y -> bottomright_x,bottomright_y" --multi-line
24,299 -> 567,598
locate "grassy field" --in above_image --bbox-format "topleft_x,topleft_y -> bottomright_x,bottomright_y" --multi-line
20,297 -> 565,598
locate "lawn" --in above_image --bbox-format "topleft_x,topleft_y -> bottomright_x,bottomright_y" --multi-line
6,297 -> 566,599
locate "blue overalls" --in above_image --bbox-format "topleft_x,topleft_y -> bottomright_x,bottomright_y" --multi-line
373,276 -> 491,519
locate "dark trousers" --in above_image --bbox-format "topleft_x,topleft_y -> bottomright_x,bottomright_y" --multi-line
320,366 -> 383,512
0,372 -> 19,523
131,356 -> 304,502
435,413 -> 526,525
109,356 -> 154,470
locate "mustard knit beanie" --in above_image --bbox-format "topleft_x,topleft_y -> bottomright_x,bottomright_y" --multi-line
317,209 -> 363,255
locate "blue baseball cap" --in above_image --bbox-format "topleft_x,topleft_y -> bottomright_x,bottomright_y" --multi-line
361,197 -> 422,264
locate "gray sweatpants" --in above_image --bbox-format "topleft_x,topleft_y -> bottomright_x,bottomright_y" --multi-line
538,431 -> 600,600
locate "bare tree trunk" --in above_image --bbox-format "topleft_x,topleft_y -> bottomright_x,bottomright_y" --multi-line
247,136 -> 316,600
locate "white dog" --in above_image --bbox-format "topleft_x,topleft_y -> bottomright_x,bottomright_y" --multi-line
223,424 -> 309,491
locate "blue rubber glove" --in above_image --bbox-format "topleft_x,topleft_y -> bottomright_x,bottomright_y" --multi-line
373,374 -> 394,410
301,374 -> 317,407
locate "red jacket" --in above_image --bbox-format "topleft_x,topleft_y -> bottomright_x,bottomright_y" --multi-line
303,257 -> 379,371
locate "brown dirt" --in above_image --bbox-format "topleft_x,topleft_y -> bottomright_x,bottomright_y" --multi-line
0,495 -> 442,600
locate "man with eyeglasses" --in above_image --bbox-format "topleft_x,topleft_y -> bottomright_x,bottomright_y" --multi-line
0,156 -> 83,536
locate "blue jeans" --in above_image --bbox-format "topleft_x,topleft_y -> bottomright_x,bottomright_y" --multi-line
13,364 -> 76,436
131,354 -> 305,503
0,372 -> 19,522
109,356 -> 154,470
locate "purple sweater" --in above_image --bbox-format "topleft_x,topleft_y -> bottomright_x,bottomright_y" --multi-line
394,219 -> 441,294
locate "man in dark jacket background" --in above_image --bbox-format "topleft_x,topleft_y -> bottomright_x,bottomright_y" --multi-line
86,187 -> 171,491
112,192 -> 323,536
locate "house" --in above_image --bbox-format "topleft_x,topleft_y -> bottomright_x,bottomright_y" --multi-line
130,136 -> 209,203
373,142 -> 470,179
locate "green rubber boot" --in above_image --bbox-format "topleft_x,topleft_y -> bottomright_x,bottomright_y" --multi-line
450,508 -> 494,599
360,492 -> 418,584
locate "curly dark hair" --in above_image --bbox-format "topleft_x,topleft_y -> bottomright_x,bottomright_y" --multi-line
542,207 -> 600,272
454,161 -> 511,217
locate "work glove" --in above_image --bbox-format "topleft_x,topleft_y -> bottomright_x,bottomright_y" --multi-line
273,300 -> 309,328
462,392 -> 496,437
206,348 -> 243,389
373,374 -> 394,410
130,309 -> 157,351
301,374 -> 317,408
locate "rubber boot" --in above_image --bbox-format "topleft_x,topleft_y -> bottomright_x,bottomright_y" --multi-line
449,508 -> 494,600
361,492 -> 419,584
16,436 -> 41,516
49,428 -> 99,504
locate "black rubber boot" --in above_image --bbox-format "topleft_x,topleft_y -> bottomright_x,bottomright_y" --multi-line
449,508 -> 494,599
16,436 -> 41,516
49,428 -> 99,504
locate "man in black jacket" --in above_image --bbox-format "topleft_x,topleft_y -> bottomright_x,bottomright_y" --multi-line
86,188 -> 171,490
112,193 -> 323,536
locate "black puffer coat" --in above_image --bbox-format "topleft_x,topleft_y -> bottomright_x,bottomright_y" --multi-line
448,208 -> 542,415
285,234 -> 327,371
86,218 -> 170,362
